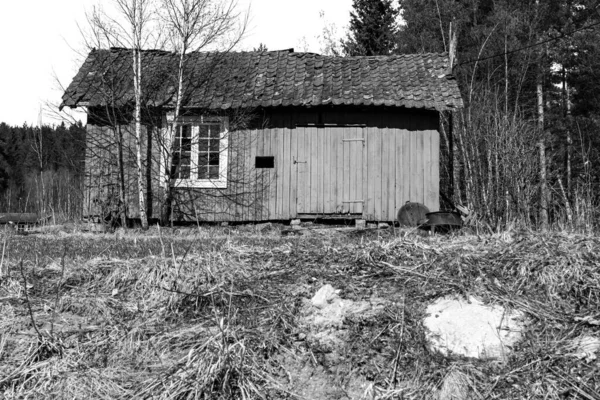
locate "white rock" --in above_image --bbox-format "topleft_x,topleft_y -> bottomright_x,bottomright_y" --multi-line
311,284 -> 340,309
423,296 -> 523,361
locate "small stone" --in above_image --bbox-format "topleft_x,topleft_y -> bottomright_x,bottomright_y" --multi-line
291,219 -> 301,225
378,222 -> 389,229
355,219 -> 366,229
220,222 -> 229,227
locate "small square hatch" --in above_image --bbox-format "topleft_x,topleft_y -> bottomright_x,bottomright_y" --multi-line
255,156 -> 274,168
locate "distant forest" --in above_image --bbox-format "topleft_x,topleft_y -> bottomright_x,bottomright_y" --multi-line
0,122 -> 85,220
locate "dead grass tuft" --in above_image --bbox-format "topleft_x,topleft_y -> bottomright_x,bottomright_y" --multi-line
0,227 -> 598,399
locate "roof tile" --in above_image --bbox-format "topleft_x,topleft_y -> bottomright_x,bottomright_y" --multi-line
61,48 -> 463,111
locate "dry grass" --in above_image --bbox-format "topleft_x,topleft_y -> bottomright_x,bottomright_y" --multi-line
0,224 -> 598,399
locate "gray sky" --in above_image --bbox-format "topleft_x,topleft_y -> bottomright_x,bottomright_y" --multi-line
0,0 -> 352,127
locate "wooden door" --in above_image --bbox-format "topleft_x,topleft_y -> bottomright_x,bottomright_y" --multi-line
340,128 -> 364,214
295,127 -> 364,216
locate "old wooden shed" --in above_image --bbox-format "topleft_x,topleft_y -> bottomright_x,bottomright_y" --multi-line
60,48 -> 463,223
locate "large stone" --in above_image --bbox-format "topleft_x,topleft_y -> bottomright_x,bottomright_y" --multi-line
424,296 -> 524,361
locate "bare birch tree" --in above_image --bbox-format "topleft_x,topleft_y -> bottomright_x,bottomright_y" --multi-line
83,0 -> 162,229
114,0 -> 154,230
159,0 -> 247,224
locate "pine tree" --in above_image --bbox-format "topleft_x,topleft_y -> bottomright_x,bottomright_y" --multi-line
342,0 -> 399,56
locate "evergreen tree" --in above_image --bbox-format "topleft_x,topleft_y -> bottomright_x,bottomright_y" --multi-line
342,0 -> 399,56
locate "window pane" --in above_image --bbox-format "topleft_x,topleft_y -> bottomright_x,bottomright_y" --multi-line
198,167 -> 208,179
198,153 -> 209,167
179,154 -> 190,179
181,125 -> 191,152
209,124 -> 221,138
209,139 -> 220,152
199,124 -> 209,138
171,153 -> 180,177
209,166 -> 219,179
198,138 -> 209,152
209,153 -> 220,166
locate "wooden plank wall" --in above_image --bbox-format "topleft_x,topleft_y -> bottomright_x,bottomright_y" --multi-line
83,123 -> 163,220
249,126 -> 439,221
85,107 -> 440,222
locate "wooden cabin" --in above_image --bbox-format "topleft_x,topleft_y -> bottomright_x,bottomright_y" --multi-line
60,48 -> 463,223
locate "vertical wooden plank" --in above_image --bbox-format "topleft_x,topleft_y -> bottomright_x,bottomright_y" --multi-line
296,128 -> 306,214
386,128 -> 395,221
281,128 -> 290,219
401,130 -> 411,205
323,127 -> 331,213
309,127 -> 318,213
416,131 -> 424,204
347,128 -> 354,213
254,129 -> 263,220
422,130 -> 432,212
275,128 -> 284,218
380,127 -> 389,221
317,128 -> 324,214
332,128 -> 341,213
248,129 -> 257,221
342,130 -> 350,213
430,130 -> 440,211
394,129 -> 403,219
355,127 -> 364,215
260,129 -> 268,220
409,131 -> 417,203
348,127 -> 356,213
374,130 -> 383,221
264,129 -> 272,221
366,127 -> 376,219
268,129 -> 277,219
290,128 -> 298,218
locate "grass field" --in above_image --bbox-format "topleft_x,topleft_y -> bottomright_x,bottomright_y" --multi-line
0,224 -> 599,399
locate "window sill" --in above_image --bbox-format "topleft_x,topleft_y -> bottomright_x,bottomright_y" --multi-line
171,179 -> 227,189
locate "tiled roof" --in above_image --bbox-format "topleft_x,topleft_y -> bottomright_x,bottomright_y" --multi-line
60,48 -> 463,111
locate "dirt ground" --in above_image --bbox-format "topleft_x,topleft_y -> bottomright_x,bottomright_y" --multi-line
0,224 -> 599,399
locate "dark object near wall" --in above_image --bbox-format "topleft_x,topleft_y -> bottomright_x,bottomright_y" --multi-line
425,211 -> 462,233
397,202 -> 430,227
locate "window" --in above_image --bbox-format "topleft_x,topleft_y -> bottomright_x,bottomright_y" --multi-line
169,116 -> 228,188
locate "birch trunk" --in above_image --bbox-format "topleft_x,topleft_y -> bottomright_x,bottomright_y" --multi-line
160,51 -> 186,226
537,68 -> 548,231
132,0 -> 148,230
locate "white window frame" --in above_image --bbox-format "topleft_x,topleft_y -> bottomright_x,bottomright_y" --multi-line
166,114 -> 229,189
